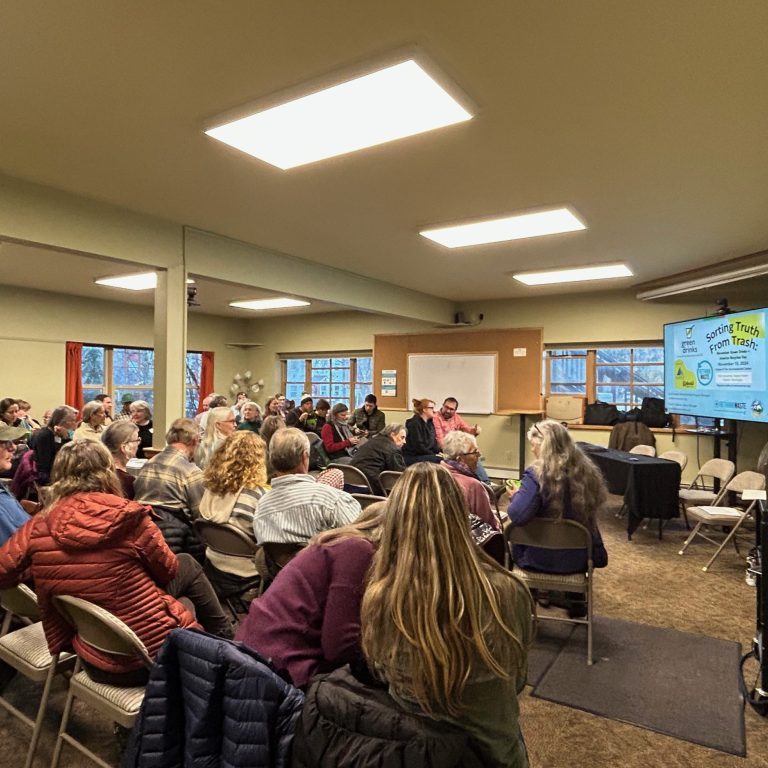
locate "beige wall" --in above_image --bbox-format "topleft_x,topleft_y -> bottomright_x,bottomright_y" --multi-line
0,285 -> 250,430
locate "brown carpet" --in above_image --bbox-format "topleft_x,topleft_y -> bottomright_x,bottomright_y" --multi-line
520,496 -> 768,768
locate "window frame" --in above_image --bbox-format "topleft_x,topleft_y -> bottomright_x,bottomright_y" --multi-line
280,351 -> 374,409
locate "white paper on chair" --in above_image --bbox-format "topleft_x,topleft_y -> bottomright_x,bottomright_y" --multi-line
697,506 -> 742,518
742,489 -> 767,500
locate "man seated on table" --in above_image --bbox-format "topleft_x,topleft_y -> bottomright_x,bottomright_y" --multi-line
285,396 -> 316,432
432,397 -> 492,484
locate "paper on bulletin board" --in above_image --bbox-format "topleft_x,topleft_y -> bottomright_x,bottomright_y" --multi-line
381,386 -> 397,397
381,369 -> 397,397
513,348 -> 527,357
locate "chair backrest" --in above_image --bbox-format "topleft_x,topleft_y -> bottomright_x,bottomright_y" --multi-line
53,595 -> 153,669
378,471 -> 403,495
262,542 -> 304,571
193,519 -> 259,557
351,493 -> 387,510
629,445 -> 656,457
0,583 -> 40,624
726,470 -> 766,494
659,450 -> 688,471
692,458 -> 736,487
505,518 -> 592,563
328,463 -> 372,491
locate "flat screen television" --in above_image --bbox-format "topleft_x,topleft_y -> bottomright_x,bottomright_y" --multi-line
663,306 -> 768,423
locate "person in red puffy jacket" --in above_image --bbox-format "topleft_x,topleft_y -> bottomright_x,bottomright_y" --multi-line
0,440 -> 232,685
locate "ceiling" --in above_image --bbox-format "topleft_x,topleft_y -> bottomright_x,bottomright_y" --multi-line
0,241 -> 348,317
1,1 -> 767,303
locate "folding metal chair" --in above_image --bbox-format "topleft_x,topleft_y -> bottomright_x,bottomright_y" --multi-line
328,463 -> 373,493
51,595 -> 152,768
629,444 -> 656,457
351,493 -> 387,510
378,470 -> 403,496
0,585 -> 75,768
678,458 -> 735,528
678,470 -> 766,572
659,450 -> 688,472
505,518 -> 595,664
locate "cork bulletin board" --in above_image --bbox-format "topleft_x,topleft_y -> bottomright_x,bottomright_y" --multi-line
373,327 -> 543,413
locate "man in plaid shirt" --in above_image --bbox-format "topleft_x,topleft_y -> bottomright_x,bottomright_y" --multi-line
432,397 -> 492,485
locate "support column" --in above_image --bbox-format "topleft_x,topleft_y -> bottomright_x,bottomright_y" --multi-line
153,265 -> 187,446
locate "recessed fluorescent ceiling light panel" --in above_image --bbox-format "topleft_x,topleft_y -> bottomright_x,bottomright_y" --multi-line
421,208 -> 586,248
513,263 -> 633,286
229,298 -> 311,311
205,59 -> 472,169
95,273 -> 195,291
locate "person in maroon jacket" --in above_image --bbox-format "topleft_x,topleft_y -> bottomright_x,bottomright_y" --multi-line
0,440 -> 232,685
235,502 -> 386,689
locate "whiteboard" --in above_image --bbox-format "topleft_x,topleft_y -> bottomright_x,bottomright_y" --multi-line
408,354 -> 497,414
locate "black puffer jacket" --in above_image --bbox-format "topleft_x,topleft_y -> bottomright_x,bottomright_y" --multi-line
291,666 -> 489,768
149,506 -> 205,563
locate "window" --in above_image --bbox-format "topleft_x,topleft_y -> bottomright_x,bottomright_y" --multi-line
82,345 -> 203,418
281,354 -> 373,408
544,345 -> 664,411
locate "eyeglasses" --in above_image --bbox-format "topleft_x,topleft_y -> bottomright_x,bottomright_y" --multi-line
462,449 -> 480,457
0,441 -> 15,451
123,438 -> 141,445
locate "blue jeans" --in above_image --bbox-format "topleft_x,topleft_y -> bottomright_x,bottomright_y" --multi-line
475,459 -> 491,484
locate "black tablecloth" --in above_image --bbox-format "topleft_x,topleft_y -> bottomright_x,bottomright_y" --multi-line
580,446 -> 681,537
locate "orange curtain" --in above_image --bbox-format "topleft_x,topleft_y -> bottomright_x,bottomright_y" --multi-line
198,351 -> 215,413
65,341 -> 84,412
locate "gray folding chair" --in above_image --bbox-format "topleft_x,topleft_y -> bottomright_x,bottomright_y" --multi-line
328,463 -> 373,493
678,458 -> 735,527
659,450 -> 688,472
678,470 -> 766,572
51,595 -> 153,768
351,493 -> 387,510
629,444 -> 656,457
0,585 -> 75,768
378,470 -> 403,496
505,518 -> 595,664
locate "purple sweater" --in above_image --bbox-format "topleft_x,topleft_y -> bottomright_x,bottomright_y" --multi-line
235,537 -> 376,689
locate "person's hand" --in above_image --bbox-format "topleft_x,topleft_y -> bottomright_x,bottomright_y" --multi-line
350,436 -> 361,446
473,425 -> 482,436
299,412 -> 309,422
53,425 -> 68,438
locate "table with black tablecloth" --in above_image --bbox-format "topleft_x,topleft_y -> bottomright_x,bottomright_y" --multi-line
579,445 -> 682,539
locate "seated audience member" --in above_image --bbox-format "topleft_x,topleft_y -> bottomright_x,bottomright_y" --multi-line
130,400 -> 153,458
199,431 -> 269,582
199,395 -> 228,432
194,393 -> 215,426
101,420 -> 141,499
41,409 -> 53,427
73,400 -> 108,442
321,403 -> 360,464
253,428 -> 361,549
0,399 -> 21,428
310,398 -> 330,434
115,394 -> 133,421
260,414 -> 285,448
263,396 -> 282,418
349,423 -> 406,495
275,393 -> 289,418
349,393 -> 385,436
361,463 -> 534,767
0,425 -> 30,545
15,400 -> 41,431
441,431 -> 497,529
402,398 -> 442,466
93,393 -> 114,425
433,398 -> 491,484
0,440 -> 232,686
30,405 -> 78,486
195,406 -> 237,469
506,418 -> 608,617
236,401 -> 262,433
285,396 -> 316,431
237,502 -> 386,689
134,418 -> 204,523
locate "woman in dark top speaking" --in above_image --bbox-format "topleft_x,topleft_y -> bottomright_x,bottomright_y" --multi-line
505,418 -> 608,616
402,398 -> 441,466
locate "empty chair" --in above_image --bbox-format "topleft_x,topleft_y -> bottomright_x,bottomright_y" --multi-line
659,450 -> 688,472
629,445 -> 656,457
328,463 -> 372,493
378,470 -> 403,496
0,585 -> 75,768
351,493 -> 387,510
51,595 -> 153,768
678,470 -> 766,572
678,458 -> 736,527
193,520 -> 262,617
506,518 -> 595,664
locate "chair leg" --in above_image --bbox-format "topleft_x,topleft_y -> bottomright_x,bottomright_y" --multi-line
51,659 -> 79,768
586,581 -> 593,666
25,655 -> 59,768
702,519 -> 746,572
678,522 -> 703,555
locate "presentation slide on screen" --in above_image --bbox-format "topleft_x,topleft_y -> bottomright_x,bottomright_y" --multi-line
664,308 -> 767,422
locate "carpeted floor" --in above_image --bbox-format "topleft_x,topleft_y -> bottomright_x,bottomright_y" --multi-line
520,496 -> 768,768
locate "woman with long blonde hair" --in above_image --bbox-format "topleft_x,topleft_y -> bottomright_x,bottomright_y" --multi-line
236,502 -> 387,689
199,431 -> 269,582
195,406 -> 237,469
505,419 -> 608,615
362,463 -> 533,766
